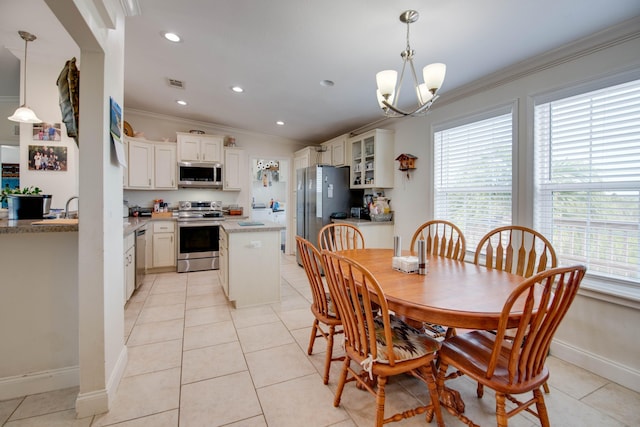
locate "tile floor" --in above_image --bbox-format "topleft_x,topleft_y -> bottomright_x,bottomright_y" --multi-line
1,254 -> 639,426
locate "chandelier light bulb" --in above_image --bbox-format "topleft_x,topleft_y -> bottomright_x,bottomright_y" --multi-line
423,63 -> 447,92
376,70 -> 397,99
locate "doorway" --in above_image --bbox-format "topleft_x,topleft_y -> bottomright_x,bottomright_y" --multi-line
250,157 -> 289,253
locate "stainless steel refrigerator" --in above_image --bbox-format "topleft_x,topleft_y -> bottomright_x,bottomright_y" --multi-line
296,165 -> 350,264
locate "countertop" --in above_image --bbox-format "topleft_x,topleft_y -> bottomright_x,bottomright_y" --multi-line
0,218 -> 79,234
221,220 -> 285,233
333,218 -> 394,226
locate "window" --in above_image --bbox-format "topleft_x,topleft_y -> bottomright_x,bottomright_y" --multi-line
534,78 -> 640,285
434,107 -> 514,250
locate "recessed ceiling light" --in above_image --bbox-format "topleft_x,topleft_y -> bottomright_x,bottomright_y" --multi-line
276,121 -> 285,126
163,32 -> 181,42
320,80 -> 335,87
231,86 -> 244,93
176,100 -> 187,106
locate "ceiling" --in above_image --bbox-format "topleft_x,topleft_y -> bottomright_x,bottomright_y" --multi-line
2,0 -> 640,144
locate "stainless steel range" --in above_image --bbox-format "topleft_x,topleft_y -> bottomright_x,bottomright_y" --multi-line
177,200 -> 224,273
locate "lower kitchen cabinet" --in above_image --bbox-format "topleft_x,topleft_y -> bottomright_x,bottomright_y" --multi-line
124,232 -> 135,304
151,220 -> 176,269
219,223 -> 282,307
332,219 -> 394,249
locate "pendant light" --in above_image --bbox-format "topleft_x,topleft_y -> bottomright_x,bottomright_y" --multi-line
8,31 -> 42,124
376,10 -> 446,117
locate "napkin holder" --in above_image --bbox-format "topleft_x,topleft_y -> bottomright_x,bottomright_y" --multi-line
392,256 -> 419,274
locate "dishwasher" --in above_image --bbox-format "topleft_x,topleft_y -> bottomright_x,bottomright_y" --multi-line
135,226 -> 146,289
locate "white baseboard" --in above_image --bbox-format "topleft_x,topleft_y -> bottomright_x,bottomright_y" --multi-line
551,339 -> 640,393
76,345 -> 128,418
0,365 -> 79,401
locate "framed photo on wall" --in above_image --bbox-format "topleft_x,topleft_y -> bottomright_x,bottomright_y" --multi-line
28,145 -> 68,171
32,123 -> 62,141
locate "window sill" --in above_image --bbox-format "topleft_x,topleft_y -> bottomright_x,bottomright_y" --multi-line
578,275 -> 640,310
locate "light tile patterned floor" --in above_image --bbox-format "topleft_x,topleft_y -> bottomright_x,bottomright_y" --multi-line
1,254 -> 638,426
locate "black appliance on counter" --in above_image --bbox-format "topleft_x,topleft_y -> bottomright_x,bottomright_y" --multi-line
177,200 -> 224,273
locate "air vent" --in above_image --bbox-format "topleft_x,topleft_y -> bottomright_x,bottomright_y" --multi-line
167,78 -> 185,89
14,125 -> 20,136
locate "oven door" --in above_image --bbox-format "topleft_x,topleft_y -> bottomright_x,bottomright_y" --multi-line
177,220 -> 220,272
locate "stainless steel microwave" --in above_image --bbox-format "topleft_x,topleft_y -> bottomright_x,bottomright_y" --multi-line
178,162 -> 223,188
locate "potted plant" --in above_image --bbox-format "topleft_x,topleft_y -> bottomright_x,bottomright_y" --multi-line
1,186 -> 43,219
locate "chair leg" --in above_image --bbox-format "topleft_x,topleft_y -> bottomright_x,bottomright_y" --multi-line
543,381 -> 550,393
307,319 -> 319,355
322,325 -> 336,385
477,382 -> 484,398
423,362 -> 445,427
534,388 -> 551,427
495,392 -> 507,427
375,375 -> 388,427
333,356 -> 350,407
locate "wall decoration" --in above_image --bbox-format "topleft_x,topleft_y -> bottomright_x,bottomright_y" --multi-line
32,123 -> 62,141
110,97 -> 127,167
28,145 -> 67,171
396,153 -> 417,180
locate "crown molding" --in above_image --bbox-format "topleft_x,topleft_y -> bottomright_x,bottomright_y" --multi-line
437,16 -> 640,108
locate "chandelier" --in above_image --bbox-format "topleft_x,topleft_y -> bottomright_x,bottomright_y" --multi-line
8,31 -> 42,124
376,10 -> 446,117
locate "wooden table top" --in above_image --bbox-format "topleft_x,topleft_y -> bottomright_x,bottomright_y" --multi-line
336,248 -> 531,330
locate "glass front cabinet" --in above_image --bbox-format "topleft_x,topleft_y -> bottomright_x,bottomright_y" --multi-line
349,129 -> 394,189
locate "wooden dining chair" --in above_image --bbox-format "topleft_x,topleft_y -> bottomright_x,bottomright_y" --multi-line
295,236 -> 343,385
318,223 -> 365,252
474,225 -> 557,394
410,220 -> 466,339
410,219 -> 466,261
321,250 -> 444,427
474,225 -> 557,278
435,265 -> 586,427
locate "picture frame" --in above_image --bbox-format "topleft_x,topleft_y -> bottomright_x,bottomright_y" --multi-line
32,123 -> 62,141
28,145 -> 68,171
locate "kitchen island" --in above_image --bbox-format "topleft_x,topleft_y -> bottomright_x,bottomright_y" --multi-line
332,217 -> 395,249
219,220 -> 285,308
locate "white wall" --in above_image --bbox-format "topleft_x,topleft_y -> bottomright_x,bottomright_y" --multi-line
373,20 -> 640,392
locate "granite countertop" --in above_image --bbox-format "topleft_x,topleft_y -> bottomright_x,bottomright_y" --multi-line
123,217 -> 150,236
0,218 -> 79,234
222,220 -> 285,233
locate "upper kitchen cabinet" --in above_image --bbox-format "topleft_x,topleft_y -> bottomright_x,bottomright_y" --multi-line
124,136 -> 177,190
177,132 -> 223,163
154,143 -> 177,189
321,134 -> 348,167
349,129 -> 394,189
223,147 -> 245,191
294,146 -> 321,170
127,137 -> 153,189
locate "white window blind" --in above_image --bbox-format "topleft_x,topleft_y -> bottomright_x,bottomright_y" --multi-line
434,110 -> 513,250
534,79 -> 640,284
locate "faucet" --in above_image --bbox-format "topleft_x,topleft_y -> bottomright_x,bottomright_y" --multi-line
65,196 -> 78,219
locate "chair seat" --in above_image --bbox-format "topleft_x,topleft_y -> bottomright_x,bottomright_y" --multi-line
371,315 -> 441,364
440,330 -> 549,395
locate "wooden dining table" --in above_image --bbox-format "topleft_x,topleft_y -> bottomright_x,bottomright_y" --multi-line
336,248 -> 532,331
335,248 -> 535,423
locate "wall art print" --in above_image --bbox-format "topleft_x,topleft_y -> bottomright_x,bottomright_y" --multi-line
32,123 -> 62,141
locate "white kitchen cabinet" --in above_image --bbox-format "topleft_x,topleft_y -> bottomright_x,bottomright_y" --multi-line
177,132 -> 223,163
127,138 -> 153,188
223,147 -> 244,191
220,224 -> 281,307
151,221 -> 176,269
124,232 -> 135,304
333,219 -> 394,249
125,137 -> 177,190
153,143 -> 177,189
294,146 -> 321,170
320,134 -> 348,167
219,227 -> 229,297
349,129 -> 394,189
